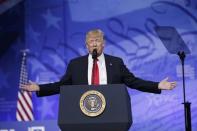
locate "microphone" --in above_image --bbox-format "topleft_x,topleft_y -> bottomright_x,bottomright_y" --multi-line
92,49 -> 97,60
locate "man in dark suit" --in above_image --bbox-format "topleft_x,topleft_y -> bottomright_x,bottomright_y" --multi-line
21,29 -> 176,96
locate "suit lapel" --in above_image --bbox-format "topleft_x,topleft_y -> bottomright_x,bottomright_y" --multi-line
105,54 -> 113,84
84,55 -> 88,85
83,55 -> 88,84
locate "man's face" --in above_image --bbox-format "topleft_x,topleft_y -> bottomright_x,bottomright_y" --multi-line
86,36 -> 104,56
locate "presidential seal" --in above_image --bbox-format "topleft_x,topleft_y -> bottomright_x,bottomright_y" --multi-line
79,90 -> 106,117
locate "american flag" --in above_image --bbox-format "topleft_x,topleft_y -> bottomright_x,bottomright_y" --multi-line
16,50 -> 34,121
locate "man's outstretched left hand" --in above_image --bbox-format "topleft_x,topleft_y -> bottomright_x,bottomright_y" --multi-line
158,77 -> 177,90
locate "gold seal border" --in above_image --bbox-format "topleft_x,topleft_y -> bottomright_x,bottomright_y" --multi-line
79,90 -> 106,117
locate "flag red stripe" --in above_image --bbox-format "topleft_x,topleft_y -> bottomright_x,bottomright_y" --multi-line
20,92 -> 33,115
27,91 -> 32,98
17,108 -> 24,121
18,98 -> 31,120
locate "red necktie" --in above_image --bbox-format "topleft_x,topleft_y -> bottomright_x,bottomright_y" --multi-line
91,59 -> 99,85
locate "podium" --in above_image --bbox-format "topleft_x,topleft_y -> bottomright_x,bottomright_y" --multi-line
58,84 -> 132,131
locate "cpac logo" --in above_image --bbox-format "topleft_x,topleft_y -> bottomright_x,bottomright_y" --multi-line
28,126 -> 45,131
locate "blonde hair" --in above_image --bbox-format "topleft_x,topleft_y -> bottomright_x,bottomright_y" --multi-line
86,29 -> 104,43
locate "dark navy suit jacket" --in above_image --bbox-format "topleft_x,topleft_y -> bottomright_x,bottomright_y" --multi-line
37,54 -> 161,96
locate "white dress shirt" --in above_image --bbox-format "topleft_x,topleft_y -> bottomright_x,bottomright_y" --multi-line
88,53 -> 107,85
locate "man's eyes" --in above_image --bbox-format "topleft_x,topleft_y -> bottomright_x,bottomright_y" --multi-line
90,39 -> 101,42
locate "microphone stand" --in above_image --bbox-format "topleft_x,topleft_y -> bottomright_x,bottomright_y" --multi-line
177,51 -> 192,131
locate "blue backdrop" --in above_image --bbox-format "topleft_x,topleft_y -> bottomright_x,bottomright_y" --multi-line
0,0 -> 197,130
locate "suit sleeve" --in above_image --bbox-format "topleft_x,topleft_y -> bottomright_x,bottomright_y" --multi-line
36,61 -> 73,97
120,59 -> 161,94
